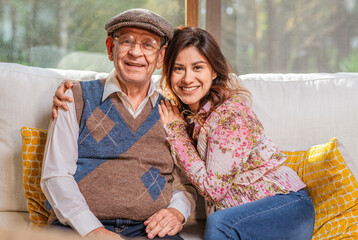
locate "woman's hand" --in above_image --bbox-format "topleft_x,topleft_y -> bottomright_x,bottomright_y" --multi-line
52,80 -> 74,120
158,99 -> 183,124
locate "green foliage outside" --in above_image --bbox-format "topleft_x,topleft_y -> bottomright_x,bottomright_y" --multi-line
340,52 -> 358,72
221,0 -> 358,73
1,0 -> 358,73
0,0 -> 184,71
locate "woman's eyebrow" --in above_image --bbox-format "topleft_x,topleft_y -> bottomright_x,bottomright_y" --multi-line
192,61 -> 207,65
174,61 -> 207,66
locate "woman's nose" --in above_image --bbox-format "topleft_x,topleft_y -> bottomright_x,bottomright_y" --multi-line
182,70 -> 194,84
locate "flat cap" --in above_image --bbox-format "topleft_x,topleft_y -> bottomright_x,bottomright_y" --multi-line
105,8 -> 174,42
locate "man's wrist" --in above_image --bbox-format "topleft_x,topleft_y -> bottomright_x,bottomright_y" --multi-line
168,207 -> 185,223
68,210 -> 103,236
168,190 -> 192,224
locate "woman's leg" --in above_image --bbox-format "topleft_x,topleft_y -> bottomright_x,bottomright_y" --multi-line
204,189 -> 315,240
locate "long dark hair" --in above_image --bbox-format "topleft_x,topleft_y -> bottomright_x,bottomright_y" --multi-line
162,26 -> 250,123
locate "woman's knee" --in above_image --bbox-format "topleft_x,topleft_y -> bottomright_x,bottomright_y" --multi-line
205,211 -> 223,229
204,211 -> 233,239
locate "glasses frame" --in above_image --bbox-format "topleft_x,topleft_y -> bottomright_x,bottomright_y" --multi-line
113,35 -> 161,56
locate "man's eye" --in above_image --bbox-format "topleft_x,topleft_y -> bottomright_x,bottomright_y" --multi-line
120,39 -> 132,45
142,41 -> 156,49
143,43 -> 154,49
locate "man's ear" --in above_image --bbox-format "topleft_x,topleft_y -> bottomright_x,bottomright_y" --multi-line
156,45 -> 167,69
105,36 -> 114,61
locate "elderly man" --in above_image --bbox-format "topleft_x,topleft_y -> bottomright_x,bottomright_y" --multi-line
41,9 -> 196,240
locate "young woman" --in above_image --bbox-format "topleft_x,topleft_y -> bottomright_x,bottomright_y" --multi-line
158,26 -> 315,240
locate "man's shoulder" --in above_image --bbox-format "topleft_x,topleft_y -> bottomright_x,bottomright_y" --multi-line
78,79 -> 106,96
79,79 -> 106,87
158,92 -> 167,101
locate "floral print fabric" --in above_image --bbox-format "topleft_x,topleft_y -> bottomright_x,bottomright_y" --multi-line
164,94 -> 305,215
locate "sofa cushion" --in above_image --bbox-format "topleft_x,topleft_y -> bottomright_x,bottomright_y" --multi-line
0,225 -> 83,240
20,126 -> 50,226
284,138 -> 358,239
0,212 -> 29,228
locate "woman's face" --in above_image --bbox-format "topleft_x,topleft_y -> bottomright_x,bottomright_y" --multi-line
170,46 -> 217,113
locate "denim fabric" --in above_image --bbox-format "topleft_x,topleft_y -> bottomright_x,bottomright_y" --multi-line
203,188 -> 315,240
51,218 -> 183,240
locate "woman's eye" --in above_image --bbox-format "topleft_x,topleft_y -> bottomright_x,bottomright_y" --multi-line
194,65 -> 203,70
174,67 -> 184,72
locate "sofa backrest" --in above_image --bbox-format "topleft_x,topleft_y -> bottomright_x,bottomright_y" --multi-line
240,73 -> 358,175
1,62 -> 357,216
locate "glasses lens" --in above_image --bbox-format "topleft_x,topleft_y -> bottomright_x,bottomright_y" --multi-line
140,38 -> 159,55
116,35 -> 134,50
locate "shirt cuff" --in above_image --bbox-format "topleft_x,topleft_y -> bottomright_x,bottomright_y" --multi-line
68,209 -> 103,237
168,190 -> 192,224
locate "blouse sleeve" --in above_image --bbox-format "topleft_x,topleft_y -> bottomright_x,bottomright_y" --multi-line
164,101 -> 263,203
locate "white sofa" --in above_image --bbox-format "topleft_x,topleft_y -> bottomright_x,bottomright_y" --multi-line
0,62 -> 357,239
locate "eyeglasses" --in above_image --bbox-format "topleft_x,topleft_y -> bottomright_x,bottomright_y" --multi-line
113,34 -> 160,56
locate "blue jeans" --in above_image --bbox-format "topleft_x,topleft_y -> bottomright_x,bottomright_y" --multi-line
203,189 -> 315,240
51,218 -> 183,240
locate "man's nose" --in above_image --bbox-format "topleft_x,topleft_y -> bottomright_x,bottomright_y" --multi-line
129,43 -> 144,56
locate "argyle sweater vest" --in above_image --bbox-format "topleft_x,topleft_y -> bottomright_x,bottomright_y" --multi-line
50,79 -> 174,222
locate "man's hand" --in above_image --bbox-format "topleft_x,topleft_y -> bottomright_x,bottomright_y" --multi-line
86,227 -> 125,240
144,208 -> 184,239
52,80 -> 74,120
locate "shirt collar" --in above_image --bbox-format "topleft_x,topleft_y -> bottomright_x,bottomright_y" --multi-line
102,69 -> 160,106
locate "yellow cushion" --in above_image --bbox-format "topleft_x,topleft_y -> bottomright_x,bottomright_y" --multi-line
20,126 -> 50,226
284,138 -> 358,239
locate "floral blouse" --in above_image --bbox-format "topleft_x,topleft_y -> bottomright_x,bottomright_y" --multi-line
164,94 -> 306,215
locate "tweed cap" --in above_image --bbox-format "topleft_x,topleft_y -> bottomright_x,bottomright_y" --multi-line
105,8 -> 174,42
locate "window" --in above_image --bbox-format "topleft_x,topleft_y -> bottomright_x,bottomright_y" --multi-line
0,0 -> 184,72
2,0 -> 358,74
200,0 -> 358,74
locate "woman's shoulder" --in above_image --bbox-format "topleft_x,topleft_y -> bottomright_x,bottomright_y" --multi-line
217,93 -> 251,114
208,94 -> 263,130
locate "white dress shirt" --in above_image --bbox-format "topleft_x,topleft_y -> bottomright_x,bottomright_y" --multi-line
41,70 -> 192,236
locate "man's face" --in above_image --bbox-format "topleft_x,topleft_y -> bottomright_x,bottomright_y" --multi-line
106,27 -> 165,89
